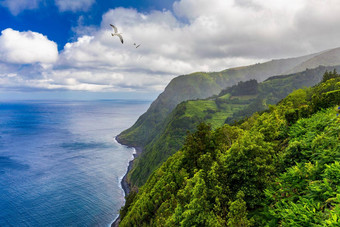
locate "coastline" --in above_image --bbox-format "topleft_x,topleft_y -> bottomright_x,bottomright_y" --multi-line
111,136 -> 142,227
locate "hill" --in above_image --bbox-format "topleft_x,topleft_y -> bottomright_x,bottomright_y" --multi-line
119,71 -> 340,226
117,49 -> 323,147
125,65 -> 340,187
118,47 -> 340,187
287,47 -> 340,74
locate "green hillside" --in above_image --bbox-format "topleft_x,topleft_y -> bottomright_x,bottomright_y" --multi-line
287,47 -> 340,74
126,66 -> 340,187
119,71 -> 340,226
118,47 -> 340,188
117,48 -> 326,147
117,72 -> 236,147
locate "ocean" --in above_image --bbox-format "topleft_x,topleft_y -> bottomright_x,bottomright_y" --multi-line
0,100 -> 150,226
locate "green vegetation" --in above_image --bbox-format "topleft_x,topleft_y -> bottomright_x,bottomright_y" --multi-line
118,72 -> 235,147
126,66 -> 340,187
286,47 -> 340,74
119,47 -> 340,189
118,49 -> 326,146
119,71 -> 340,226
118,48 -> 340,187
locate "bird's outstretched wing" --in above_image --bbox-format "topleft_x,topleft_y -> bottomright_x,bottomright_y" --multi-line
133,43 -> 141,48
117,34 -> 124,44
111,34 -> 124,44
110,24 -> 118,33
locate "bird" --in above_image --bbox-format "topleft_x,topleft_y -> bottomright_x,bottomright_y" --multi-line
134,43 -> 141,48
110,24 -> 123,44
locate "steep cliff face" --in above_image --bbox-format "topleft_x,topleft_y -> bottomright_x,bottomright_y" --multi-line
127,65 -> 340,187
119,72 -> 340,226
118,47 -> 340,187
117,72 -> 236,147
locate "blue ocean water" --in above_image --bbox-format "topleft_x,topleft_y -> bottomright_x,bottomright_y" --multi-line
0,100 -> 150,226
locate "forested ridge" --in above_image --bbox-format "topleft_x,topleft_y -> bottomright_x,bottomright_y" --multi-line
126,65 -> 340,187
118,47 -> 340,188
119,70 -> 340,226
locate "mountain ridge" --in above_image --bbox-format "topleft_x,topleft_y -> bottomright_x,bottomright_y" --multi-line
118,47 -> 340,188
118,71 -> 340,226
126,65 -> 340,187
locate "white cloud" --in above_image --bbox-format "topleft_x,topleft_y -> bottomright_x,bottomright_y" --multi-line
2,0 -> 340,94
55,0 -> 95,12
0,0 -> 42,15
1,0 -> 95,14
0,28 -> 58,64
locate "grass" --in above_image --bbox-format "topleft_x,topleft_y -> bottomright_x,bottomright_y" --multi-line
219,93 -> 231,99
207,104 -> 246,128
230,95 -> 257,100
183,99 -> 248,129
184,100 -> 218,118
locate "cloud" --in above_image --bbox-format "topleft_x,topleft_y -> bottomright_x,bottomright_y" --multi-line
0,0 -> 42,15
0,28 -> 58,64
1,0 -> 95,14
2,0 -> 340,94
55,0 -> 95,12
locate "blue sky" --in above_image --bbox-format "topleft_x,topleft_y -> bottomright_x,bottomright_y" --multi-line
0,0 -> 175,50
1,0 -> 340,100
0,0 -> 176,100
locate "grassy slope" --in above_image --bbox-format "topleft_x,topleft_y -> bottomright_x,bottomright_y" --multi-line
119,74 -> 340,226
225,66 -> 340,123
117,72 -> 234,147
287,47 -> 340,74
127,65 -> 340,187
119,47 -> 340,187
118,49 -> 323,147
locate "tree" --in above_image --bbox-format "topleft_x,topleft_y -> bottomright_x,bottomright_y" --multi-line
182,123 -> 215,172
322,69 -> 339,82
221,131 -> 276,208
227,191 -> 254,227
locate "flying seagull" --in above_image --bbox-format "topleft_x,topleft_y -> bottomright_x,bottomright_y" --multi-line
134,43 -> 141,48
110,24 -> 123,44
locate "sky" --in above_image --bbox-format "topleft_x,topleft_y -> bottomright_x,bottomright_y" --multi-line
1,0 -> 340,100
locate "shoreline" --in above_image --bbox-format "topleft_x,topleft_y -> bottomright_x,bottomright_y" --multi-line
111,136 -> 142,227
